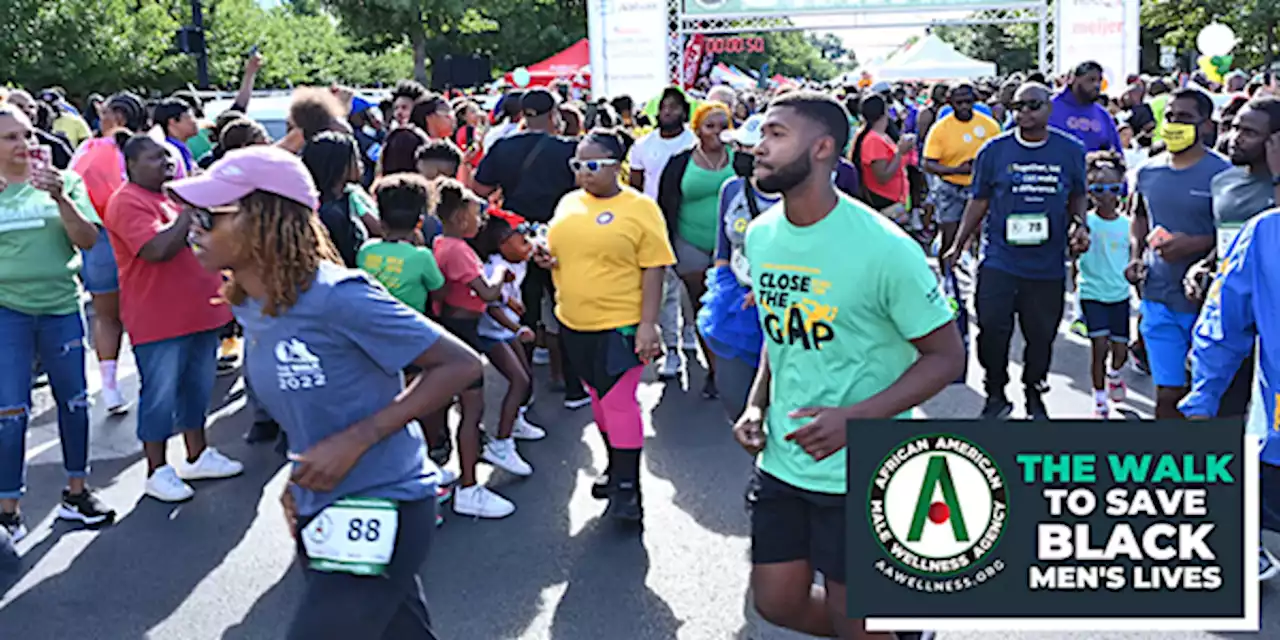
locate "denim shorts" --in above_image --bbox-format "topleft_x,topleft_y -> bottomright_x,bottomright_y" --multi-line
1138,299 -> 1198,388
1081,300 -> 1130,343
79,227 -> 119,295
132,330 -> 220,442
929,179 -> 969,224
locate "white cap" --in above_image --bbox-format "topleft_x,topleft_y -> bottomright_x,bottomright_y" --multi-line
721,114 -> 765,147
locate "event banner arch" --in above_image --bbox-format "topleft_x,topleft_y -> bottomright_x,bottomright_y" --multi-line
667,0 -> 1054,87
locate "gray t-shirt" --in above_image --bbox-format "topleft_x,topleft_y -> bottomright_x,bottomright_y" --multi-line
1135,151 -> 1231,314
235,262 -> 442,517
1212,167 -> 1276,262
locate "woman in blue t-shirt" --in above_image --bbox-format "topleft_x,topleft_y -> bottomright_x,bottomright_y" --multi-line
174,145 -> 481,639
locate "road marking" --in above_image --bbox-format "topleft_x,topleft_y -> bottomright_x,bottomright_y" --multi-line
25,438 -> 61,461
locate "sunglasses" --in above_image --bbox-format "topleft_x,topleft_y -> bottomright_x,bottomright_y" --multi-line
1011,100 -> 1047,112
1088,183 -> 1128,196
569,158 -> 620,173
192,204 -> 239,232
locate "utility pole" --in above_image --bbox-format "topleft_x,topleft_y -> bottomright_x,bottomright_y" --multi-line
191,0 -> 210,89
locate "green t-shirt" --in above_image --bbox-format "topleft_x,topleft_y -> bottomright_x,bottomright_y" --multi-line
744,194 -> 954,494
0,173 -> 100,316
346,183 -> 378,220
186,128 -> 214,164
677,154 -> 735,253
357,239 -> 445,313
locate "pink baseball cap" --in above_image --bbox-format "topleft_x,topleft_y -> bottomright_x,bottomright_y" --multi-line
166,146 -> 319,211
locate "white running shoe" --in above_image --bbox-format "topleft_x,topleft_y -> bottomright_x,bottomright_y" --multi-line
453,485 -> 515,518
101,387 -> 131,415
177,447 -> 245,481
437,467 -> 459,486
146,466 -> 195,502
531,347 -> 550,365
482,439 -> 533,476
512,415 -> 546,441
657,352 -> 682,379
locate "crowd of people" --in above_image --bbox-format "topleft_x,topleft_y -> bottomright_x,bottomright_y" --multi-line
2,50 -> 1280,638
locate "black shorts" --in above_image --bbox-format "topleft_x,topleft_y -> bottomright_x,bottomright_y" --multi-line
435,315 -> 484,390
746,469 -> 846,584
560,326 -> 641,397
1081,300 -> 1129,343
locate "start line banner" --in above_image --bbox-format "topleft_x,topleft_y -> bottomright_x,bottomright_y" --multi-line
846,419 -> 1259,632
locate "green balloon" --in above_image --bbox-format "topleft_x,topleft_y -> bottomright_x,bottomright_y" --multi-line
1213,54 -> 1234,75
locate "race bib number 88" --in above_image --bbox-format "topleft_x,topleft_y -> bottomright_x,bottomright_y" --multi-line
302,497 -> 399,576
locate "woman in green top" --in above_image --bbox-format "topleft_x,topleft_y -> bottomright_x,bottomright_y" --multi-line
656,101 -> 735,399
0,105 -> 117,545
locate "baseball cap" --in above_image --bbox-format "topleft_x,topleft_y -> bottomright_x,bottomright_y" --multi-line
721,113 -> 765,147
167,146 -> 319,211
870,81 -> 892,94
522,88 -> 558,118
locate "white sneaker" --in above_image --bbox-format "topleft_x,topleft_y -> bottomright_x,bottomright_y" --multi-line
146,466 -> 195,502
438,467 -> 458,486
512,415 -> 546,441
453,485 -> 515,518
1262,547 -> 1280,582
177,447 -> 244,481
657,352 -> 682,379
482,438 -> 533,476
531,347 -> 550,365
101,387 -> 131,415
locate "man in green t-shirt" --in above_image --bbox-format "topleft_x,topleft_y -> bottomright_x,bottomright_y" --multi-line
735,91 -> 965,639
357,174 -> 444,314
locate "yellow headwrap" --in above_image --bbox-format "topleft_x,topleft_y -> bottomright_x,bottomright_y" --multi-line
691,100 -> 733,132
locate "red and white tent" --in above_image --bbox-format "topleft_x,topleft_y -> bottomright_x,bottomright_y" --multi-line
505,39 -> 591,89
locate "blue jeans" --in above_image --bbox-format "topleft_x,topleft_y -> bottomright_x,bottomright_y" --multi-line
132,330 -> 219,443
0,307 -> 91,499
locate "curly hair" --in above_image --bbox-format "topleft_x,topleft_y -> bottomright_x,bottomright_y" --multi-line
429,177 -> 484,227
1086,150 -> 1126,180
223,191 -> 341,317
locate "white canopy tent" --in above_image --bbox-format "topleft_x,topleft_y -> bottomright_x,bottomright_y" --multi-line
870,34 -> 996,82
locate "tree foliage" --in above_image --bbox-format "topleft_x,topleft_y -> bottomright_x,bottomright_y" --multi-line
934,23 -> 1037,76
716,31 -> 839,82
1140,0 -> 1278,71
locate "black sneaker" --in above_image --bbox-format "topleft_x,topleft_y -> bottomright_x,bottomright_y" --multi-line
606,483 -> 643,522
57,489 -> 116,526
428,443 -> 452,467
701,375 -> 719,400
0,511 -> 26,544
216,356 -> 239,377
563,394 -> 591,410
591,473 -> 611,500
1025,389 -> 1050,421
244,419 -> 281,444
980,397 -> 1013,420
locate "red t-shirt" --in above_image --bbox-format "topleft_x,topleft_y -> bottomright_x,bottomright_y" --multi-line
858,131 -> 909,205
104,183 -> 232,345
432,235 -> 486,314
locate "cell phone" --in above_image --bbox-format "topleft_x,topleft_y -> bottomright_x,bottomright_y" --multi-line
30,146 -> 51,170
249,44 -> 259,57
1147,226 -> 1174,248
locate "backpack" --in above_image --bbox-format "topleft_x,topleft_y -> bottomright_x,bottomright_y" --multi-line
317,195 -> 366,268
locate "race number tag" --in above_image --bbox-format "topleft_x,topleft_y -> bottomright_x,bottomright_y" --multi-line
1217,223 -> 1243,260
730,247 -> 752,287
302,497 -> 398,576
1006,213 -> 1049,246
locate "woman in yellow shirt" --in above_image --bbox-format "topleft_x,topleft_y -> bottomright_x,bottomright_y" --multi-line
537,128 -> 675,523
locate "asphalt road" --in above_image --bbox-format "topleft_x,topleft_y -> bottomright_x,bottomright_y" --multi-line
1,314 -> 1277,640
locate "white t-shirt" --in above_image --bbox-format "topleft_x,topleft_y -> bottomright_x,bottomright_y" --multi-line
477,255 -> 527,341
482,121 -> 520,154
628,129 -> 696,201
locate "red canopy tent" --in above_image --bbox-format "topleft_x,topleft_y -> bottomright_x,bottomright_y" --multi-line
504,39 -> 591,89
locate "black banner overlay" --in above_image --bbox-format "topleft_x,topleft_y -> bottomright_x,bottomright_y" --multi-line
846,419 -> 1257,631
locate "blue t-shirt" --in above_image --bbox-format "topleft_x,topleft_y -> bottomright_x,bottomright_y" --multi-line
1077,211 -> 1132,304
971,129 -> 1087,280
1048,90 -> 1122,153
235,262 -> 442,517
1135,151 -> 1231,314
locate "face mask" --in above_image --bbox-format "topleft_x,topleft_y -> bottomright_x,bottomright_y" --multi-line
1162,122 -> 1198,153
733,152 -> 755,178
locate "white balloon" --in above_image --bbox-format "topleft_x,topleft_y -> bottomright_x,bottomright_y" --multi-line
1196,23 -> 1237,57
512,67 -> 532,88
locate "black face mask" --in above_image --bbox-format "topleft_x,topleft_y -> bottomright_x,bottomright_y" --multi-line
733,152 -> 755,178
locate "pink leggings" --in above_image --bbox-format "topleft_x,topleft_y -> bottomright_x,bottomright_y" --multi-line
585,366 -> 645,450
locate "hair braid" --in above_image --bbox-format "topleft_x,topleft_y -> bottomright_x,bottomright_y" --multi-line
223,191 -> 341,316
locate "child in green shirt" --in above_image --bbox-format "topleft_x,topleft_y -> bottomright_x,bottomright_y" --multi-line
357,174 -> 444,315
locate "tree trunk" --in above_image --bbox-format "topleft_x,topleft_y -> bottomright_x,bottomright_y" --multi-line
412,29 -> 428,84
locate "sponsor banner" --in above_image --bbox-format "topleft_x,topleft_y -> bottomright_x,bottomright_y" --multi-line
682,0 -> 1032,17
1055,0 -> 1140,92
683,34 -> 708,89
847,419 -> 1258,632
588,0 -> 669,101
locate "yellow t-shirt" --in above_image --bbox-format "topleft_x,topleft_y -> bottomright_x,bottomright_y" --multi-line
52,113 -> 91,148
548,187 -> 675,332
922,112 -> 1001,186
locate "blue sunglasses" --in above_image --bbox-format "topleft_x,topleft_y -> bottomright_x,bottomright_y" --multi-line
1088,183 -> 1128,196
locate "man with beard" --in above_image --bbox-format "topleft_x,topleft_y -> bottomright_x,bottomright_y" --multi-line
923,83 -> 1000,261
734,90 -> 963,640
1128,88 -> 1230,419
1050,61 -> 1122,153
943,83 -> 1090,420
628,87 -> 698,378
1184,97 -> 1280,416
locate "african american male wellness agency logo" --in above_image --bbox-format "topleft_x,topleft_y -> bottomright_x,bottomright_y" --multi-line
849,420 -> 1258,633
868,433 -> 1008,593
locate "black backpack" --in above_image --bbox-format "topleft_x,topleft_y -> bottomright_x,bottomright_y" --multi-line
317,195 -> 366,268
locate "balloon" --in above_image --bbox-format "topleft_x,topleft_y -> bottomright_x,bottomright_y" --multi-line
1196,23 -> 1236,57
512,67 -> 531,88
1197,55 -> 1223,86
1211,54 -> 1234,76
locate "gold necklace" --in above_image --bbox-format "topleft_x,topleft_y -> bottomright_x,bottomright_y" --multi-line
696,145 -> 728,171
